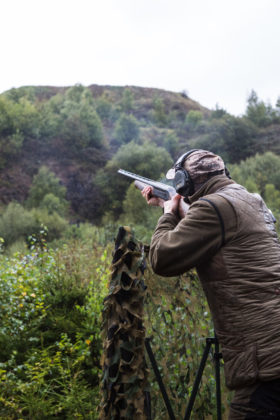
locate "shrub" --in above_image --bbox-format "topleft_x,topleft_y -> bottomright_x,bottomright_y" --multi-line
59,86 -> 104,150
120,88 -> 134,112
0,95 -> 40,167
0,239 -> 111,418
246,90 -> 277,127
27,166 -> 67,209
0,202 -> 37,247
94,141 -> 172,216
152,97 -> 168,126
60,105 -> 104,150
30,208 -> 68,242
40,193 -> 68,216
114,113 -> 140,144
229,152 -> 280,194
96,95 -> 113,120
185,110 -> 203,128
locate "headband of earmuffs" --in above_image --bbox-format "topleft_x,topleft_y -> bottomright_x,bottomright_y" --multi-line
173,150 -> 230,197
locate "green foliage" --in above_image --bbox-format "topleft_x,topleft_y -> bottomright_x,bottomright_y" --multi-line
95,94 -> 113,120
120,88 -> 134,112
27,166 -> 67,210
0,202 -> 68,249
30,208 -> 68,242
191,114 -> 257,163
152,97 -> 168,126
0,95 -> 39,138
39,193 -> 67,216
264,184 -> 280,212
120,183 -> 162,242
104,140 -> 172,180
0,239 -> 111,419
0,95 -> 40,167
246,90 -> 279,127
229,151 -> 280,194
144,269 -> 231,418
185,109 -> 203,128
39,94 -> 64,139
60,97 -> 104,150
61,106 -> 104,150
210,105 -> 228,119
161,131 -> 179,157
5,86 -> 37,103
0,202 -> 36,247
114,113 -> 140,144
38,85 -> 105,150
95,141 -> 172,216
0,166 -> 69,248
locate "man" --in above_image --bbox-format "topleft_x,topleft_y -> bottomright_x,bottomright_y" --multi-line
142,149 -> 280,419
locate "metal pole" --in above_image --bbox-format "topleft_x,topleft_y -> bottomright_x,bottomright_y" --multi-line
184,338 -> 213,420
145,338 -> 176,420
214,335 -> 222,420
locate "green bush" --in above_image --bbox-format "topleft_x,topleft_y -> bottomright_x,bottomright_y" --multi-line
59,86 -> 104,150
40,193 -> 68,216
185,110 -> 203,128
152,97 -> 168,126
114,113 -> 140,144
190,114 -> 257,163
119,183 -> 162,242
95,141 -> 172,216
120,88 -> 134,112
229,151 -> 280,194
0,239 -> 111,419
246,90 -> 278,127
95,95 -> 113,120
27,166 -> 67,210
30,208 -> 68,242
60,105 -> 104,150
0,202 -> 68,250
0,96 -> 40,167
0,202 -> 37,247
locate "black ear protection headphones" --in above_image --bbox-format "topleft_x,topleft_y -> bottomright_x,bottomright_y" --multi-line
173,149 -> 198,197
172,149 -> 231,197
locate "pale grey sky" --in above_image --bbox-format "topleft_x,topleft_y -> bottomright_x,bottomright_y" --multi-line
1,0 -> 280,115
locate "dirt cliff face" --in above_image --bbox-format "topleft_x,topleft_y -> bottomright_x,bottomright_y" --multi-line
0,137 -> 108,221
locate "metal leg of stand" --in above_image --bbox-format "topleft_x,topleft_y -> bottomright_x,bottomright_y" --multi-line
183,338 -> 213,420
144,390 -> 152,420
145,338 -> 176,420
214,336 -> 222,420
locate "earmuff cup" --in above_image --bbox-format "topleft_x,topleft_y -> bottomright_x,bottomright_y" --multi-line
173,169 -> 195,197
171,149 -> 231,197
172,149 -> 198,197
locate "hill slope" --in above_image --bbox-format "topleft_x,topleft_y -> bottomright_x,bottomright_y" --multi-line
0,84 -> 279,222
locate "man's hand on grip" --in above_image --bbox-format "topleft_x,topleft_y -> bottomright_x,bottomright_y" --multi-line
141,186 -> 165,208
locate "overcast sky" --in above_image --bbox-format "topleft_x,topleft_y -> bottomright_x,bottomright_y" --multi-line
1,0 -> 280,115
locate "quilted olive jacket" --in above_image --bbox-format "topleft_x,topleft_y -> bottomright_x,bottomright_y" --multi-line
149,175 -> 280,389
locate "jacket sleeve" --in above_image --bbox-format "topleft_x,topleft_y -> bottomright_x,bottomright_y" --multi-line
149,198 -> 236,277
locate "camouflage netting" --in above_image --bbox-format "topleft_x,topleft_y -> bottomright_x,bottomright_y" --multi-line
100,226 -> 149,420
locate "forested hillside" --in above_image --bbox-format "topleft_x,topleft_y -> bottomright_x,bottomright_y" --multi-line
1,84 -> 280,248
1,84 -> 280,419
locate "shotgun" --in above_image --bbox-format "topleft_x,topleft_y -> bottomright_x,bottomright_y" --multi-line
118,169 -> 176,200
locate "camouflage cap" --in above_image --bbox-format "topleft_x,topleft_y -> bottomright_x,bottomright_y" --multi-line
166,149 -> 225,184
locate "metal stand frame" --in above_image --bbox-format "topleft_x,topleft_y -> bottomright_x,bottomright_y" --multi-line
145,336 -> 222,420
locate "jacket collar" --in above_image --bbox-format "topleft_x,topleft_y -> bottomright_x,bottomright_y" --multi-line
188,175 -> 235,204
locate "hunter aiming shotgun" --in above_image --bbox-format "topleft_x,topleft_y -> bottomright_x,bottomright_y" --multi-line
117,169 -> 176,201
